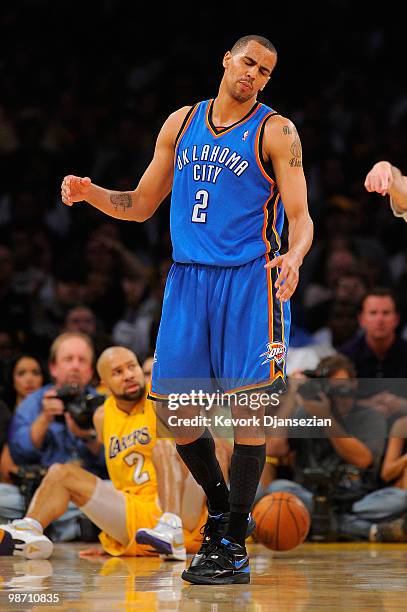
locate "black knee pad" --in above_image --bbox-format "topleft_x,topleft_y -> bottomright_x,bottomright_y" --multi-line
229,443 -> 266,513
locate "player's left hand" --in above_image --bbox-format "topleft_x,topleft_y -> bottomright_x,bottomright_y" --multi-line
265,252 -> 300,301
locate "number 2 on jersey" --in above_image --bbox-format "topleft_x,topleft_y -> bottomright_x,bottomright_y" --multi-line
192,189 -> 209,223
124,451 -> 150,485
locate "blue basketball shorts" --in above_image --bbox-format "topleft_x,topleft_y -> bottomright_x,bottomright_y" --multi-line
149,256 -> 290,399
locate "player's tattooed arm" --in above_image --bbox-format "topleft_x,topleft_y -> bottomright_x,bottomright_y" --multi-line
282,124 -> 302,167
264,115 -> 313,301
110,192 -> 133,211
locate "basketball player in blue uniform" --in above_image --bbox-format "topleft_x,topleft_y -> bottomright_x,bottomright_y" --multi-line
61,34 -> 313,584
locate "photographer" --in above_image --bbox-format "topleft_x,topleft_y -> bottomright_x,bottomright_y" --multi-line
262,355 -> 407,541
0,332 -> 106,541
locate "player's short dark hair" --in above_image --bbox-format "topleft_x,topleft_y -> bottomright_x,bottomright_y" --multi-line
231,35 -> 277,56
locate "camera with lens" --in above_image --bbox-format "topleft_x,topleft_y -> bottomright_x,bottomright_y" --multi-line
297,369 -> 355,401
302,467 -> 338,542
10,465 -> 48,512
302,464 -> 371,541
54,385 -> 105,430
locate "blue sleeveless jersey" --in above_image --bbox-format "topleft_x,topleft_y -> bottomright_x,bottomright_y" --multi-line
171,99 -> 284,266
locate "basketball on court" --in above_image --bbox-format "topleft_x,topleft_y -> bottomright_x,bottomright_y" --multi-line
253,492 -> 311,551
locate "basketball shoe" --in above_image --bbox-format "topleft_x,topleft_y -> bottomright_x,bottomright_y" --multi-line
0,520 -> 53,559
182,537 -> 250,584
135,512 -> 186,561
188,511 -> 255,569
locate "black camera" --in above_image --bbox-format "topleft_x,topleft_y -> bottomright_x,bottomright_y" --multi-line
297,369 -> 355,401
10,465 -> 48,512
54,385 -> 105,430
302,467 -> 338,542
302,464 -> 370,541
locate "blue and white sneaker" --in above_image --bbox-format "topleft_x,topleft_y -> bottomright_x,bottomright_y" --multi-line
135,512 -> 186,561
189,511 -> 255,569
189,512 -> 229,569
182,537 -> 250,584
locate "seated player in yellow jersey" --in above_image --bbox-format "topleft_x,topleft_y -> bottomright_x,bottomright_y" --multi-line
0,346 -> 231,560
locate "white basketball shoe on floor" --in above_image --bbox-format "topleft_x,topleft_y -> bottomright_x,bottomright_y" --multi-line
0,519 -> 53,559
135,512 -> 186,561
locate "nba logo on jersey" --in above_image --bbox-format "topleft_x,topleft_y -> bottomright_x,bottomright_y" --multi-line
242,130 -> 249,141
260,342 -> 286,366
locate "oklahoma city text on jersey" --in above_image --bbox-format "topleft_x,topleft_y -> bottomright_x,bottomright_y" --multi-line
176,144 -> 249,183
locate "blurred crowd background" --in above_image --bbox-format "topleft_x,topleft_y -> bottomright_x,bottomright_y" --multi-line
1,0 -> 407,545
1,0 -> 407,383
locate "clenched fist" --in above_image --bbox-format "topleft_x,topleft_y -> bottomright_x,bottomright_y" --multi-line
61,175 -> 92,206
364,161 -> 393,196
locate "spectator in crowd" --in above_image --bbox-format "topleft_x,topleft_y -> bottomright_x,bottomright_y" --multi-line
0,354 -> 47,486
3,354 -> 47,410
381,416 -> 407,489
79,233 -> 126,330
303,246 -> 358,311
312,300 -> 360,350
77,229 -> 148,332
364,415 -> 407,541
341,288 -> 407,423
0,244 -> 31,338
63,304 -> 111,359
0,332 -> 106,542
0,330 -> 21,368
63,305 -> 97,338
259,355 -> 407,541
306,271 -> 368,338
8,226 -> 47,298
112,274 -> 160,363
32,265 -> 83,347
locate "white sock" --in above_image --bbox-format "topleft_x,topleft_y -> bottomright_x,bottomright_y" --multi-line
161,512 -> 182,528
23,517 -> 44,533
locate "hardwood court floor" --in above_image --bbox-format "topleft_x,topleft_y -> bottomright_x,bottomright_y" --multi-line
0,542 -> 407,611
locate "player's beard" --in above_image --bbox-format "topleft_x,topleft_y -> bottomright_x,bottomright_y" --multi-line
114,384 -> 146,403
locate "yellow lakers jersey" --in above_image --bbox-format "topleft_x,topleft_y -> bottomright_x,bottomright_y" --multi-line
102,390 -> 157,499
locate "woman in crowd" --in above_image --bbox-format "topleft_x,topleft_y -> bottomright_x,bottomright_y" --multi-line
381,416 -> 407,489
0,354 -> 47,482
